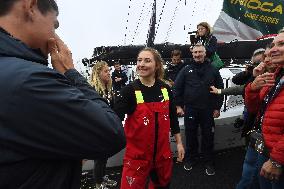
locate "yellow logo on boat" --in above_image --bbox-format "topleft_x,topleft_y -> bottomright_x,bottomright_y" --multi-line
230,0 -> 282,15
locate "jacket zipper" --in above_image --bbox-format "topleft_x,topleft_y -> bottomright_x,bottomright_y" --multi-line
153,112 -> 158,162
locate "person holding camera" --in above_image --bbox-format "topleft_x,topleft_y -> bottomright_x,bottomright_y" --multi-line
190,22 -> 217,59
231,48 -> 265,141
232,48 -> 265,86
164,49 -> 186,87
111,61 -> 128,93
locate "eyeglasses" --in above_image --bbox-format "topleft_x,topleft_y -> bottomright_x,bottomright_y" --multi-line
197,27 -> 206,31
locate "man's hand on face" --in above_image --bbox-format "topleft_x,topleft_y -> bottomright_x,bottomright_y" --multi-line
47,35 -> 74,74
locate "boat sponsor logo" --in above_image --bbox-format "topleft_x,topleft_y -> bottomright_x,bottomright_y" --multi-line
143,117 -> 150,126
126,176 -> 135,186
223,0 -> 283,35
230,0 -> 282,15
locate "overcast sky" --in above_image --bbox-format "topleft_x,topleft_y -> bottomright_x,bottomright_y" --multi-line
56,0 -> 223,69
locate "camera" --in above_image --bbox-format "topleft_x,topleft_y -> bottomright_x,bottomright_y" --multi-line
247,60 -> 261,72
247,64 -> 255,72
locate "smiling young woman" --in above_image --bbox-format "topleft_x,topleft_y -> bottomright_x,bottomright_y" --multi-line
114,47 -> 185,189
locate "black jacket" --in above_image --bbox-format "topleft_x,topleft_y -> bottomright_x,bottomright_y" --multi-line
232,70 -> 254,86
114,79 -> 180,135
111,70 -> 128,91
0,28 -> 125,189
173,60 -> 224,110
164,62 -> 187,82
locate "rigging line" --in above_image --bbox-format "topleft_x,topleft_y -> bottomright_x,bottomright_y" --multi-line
133,4 -> 153,44
146,0 -> 157,46
185,0 -> 197,44
154,0 -> 167,39
164,0 -> 182,43
130,1 -> 147,44
123,0 -> 132,45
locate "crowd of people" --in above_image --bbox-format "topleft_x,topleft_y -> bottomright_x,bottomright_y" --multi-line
0,1 -> 283,189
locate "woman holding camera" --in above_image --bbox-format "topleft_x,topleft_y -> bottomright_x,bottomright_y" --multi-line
191,22 -> 217,59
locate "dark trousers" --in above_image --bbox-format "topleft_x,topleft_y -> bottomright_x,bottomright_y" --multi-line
93,159 -> 107,184
184,106 -> 215,165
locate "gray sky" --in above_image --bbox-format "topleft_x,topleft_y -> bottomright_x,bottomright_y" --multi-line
56,0 -> 223,69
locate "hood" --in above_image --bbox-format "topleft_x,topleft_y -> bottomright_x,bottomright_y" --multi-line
0,28 -> 48,65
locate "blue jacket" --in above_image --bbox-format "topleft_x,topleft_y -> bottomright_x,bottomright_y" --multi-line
0,28 -> 125,188
173,60 -> 224,110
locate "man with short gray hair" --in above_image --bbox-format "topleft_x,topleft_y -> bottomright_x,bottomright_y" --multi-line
174,44 -> 223,176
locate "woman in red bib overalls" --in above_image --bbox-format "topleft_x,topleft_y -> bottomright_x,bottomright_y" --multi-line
114,47 -> 185,189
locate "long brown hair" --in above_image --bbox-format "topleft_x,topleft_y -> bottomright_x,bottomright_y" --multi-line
138,47 -> 165,80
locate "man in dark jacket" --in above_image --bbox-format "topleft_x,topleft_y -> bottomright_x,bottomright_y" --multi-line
164,49 -> 187,86
0,1 -> 125,188
111,61 -> 128,92
174,44 -> 223,176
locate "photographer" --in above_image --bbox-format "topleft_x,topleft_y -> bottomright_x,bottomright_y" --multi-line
232,48 -> 265,85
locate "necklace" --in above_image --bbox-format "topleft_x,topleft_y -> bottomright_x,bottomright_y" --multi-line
140,79 -> 155,87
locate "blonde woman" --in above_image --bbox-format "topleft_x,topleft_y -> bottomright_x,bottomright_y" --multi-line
90,61 -> 116,189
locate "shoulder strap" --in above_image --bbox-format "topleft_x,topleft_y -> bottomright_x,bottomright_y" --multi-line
161,88 -> 169,101
130,80 -> 144,104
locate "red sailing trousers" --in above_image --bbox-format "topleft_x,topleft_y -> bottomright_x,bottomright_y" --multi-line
120,88 -> 173,189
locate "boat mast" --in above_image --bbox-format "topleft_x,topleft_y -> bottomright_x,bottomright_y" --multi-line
146,0 -> 156,47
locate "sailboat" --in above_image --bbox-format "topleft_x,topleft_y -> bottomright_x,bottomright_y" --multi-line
81,0 -> 277,169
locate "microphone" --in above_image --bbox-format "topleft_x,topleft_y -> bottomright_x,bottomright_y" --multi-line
188,30 -> 197,34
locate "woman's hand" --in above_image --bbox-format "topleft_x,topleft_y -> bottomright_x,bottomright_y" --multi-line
253,62 -> 266,77
251,73 -> 274,91
260,159 -> 282,181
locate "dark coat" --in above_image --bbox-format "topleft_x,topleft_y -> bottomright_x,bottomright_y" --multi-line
164,62 -> 187,82
232,70 -> 254,86
0,28 -> 125,189
111,69 -> 128,91
173,60 -> 224,110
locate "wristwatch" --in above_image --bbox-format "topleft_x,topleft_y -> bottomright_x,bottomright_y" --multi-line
270,158 -> 282,168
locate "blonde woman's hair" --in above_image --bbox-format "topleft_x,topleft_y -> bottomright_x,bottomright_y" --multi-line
197,22 -> 212,35
138,47 -> 165,80
279,28 -> 284,34
89,61 -> 112,99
